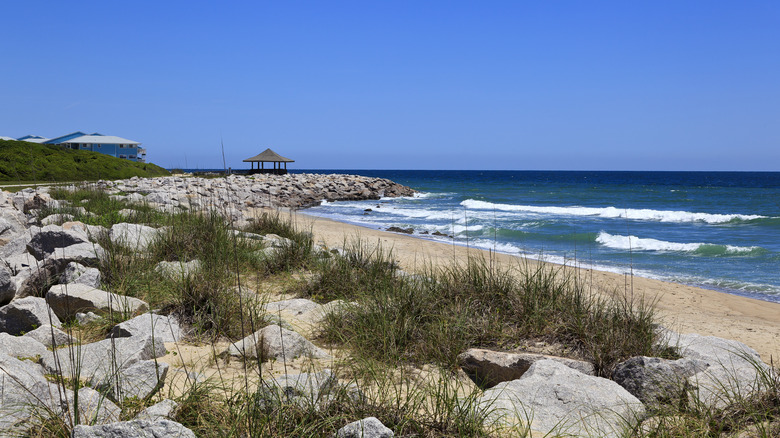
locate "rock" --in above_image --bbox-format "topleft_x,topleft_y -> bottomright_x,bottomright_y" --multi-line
70,387 -> 122,425
47,241 -> 106,264
386,226 -> 413,234
264,298 -> 322,317
0,296 -> 62,335
478,359 -> 645,438
613,356 -> 709,406
93,359 -> 169,402
22,324 -> 75,347
458,348 -> 595,389
0,350 -> 60,435
26,224 -> 90,259
46,283 -> 148,319
337,417 -> 394,438
72,419 -> 196,438
41,213 -> 75,225
0,332 -> 48,359
3,251 -> 37,272
134,399 -> 178,422
264,370 -> 337,409
76,311 -> 102,324
0,208 -> 27,239
109,222 -> 160,251
61,261 -> 102,288
263,233 -> 294,247
154,260 -> 201,279
0,263 -> 15,305
0,232 -> 32,259
15,257 -> 67,299
227,325 -> 330,361
40,334 -> 167,382
108,313 -> 183,343
673,333 -> 772,408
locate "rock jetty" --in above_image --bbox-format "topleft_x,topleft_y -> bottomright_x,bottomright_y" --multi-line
91,173 -> 415,210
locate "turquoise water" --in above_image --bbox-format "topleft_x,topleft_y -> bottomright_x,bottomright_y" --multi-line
297,170 -> 780,303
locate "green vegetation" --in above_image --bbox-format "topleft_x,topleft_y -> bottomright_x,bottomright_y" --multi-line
28,185 -> 780,437
0,139 -> 169,182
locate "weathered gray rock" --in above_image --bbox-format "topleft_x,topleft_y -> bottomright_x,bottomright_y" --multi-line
109,222 -> 160,251
0,208 -> 27,239
0,232 -> 32,259
61,261 -> 102,288
262,370 -> 337,409
478,359 -> 645,438
0,351 -> 59,435
15,257 -> 67,299
337,417 -> 394,438
26,224 -> 90,259
613,356 -> 709,406
264,298 -> 322,318
263,233 -> 294,247
2,251 -> 37,272
154,260 -> 201,279
458,348 -> 595,389
0,332 -> 48,359
93,359 -> 169,402
47,241 -> 105,264
227,325 -> 330,361
46,283 -> 148,319
134,399 -> 178,422
22,324 -> 75,347
72,419 -> 196,438
41,213 -> 75,225
40,334 -> 167,383
109,313 -> 183,343
0,296 -> 62,335
70,387 -> 122,425
673,333 -> 771,408
0,264 -> 15,305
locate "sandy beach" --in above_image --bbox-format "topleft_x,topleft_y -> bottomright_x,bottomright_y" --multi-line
284,210 -> 780,362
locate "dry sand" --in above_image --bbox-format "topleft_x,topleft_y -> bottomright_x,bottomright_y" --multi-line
283,209 -> 780,362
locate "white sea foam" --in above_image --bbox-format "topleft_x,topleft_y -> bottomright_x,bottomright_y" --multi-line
452,224 -> 484,234
460,199 -> 766,224
596,232 -> 761,254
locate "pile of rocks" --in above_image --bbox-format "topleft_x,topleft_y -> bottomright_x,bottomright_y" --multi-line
88,173 -> 415,211
457,330 -> 774,437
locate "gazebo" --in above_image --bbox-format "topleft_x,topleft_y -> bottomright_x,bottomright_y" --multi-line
243,148 -> 294,175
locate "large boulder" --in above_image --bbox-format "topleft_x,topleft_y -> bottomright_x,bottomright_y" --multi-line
478,359 -> 645,438
261,370 -> 337,410
60,261 -> 102,288
47,241 -> 106,265
0,332 -> 48,359
458,348 -> 595,389
0,264 -> 15,305
108,313 -> 183,343
613,356 -> 709,406
337,417 -> 394,438
154,260 -> 201,279
22,324 -> 75,348
0,351 -> 61,435
673,333 -> 772,408
227,325 -> 330,362
93,359 -> 169,402
46,283 -> 148,319
109,223 -> 160,251
40,334 -> 167,383
0,208 -> 27,240
26,224 -> 90,259
134,399 -> 178,422
0,296 -> 62,335
72,419 -> 196,438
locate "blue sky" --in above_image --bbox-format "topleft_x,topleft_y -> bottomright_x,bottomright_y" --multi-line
2,1 -> 779,170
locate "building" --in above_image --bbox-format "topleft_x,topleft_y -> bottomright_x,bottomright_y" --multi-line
15,132 -> 146,162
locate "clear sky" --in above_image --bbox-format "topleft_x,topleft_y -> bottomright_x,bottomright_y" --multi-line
2,1 -> 779,171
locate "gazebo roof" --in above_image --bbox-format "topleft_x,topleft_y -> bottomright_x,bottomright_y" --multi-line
243,148 -> 294,163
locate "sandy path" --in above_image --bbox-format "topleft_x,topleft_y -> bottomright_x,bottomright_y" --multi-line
275,209 -> 780,362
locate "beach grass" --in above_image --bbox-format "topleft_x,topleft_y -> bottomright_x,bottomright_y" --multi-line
23,182 -> 780,437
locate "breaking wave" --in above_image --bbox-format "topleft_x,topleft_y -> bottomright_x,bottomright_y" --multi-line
596,232 -> 764,255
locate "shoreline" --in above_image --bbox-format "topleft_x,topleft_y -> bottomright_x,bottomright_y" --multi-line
285,209 -> 780,361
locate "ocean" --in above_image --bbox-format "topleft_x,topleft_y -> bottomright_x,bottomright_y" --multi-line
291,170 -> 780,304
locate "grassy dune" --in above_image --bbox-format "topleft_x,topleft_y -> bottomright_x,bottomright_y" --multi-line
0,139 -> 169,182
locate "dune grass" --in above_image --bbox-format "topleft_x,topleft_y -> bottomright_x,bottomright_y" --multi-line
24,183 -> 780,437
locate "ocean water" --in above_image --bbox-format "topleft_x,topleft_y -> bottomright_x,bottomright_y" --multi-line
294,170 -> 780,303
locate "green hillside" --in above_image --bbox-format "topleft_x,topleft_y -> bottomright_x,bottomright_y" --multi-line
0,139 -> 170,182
